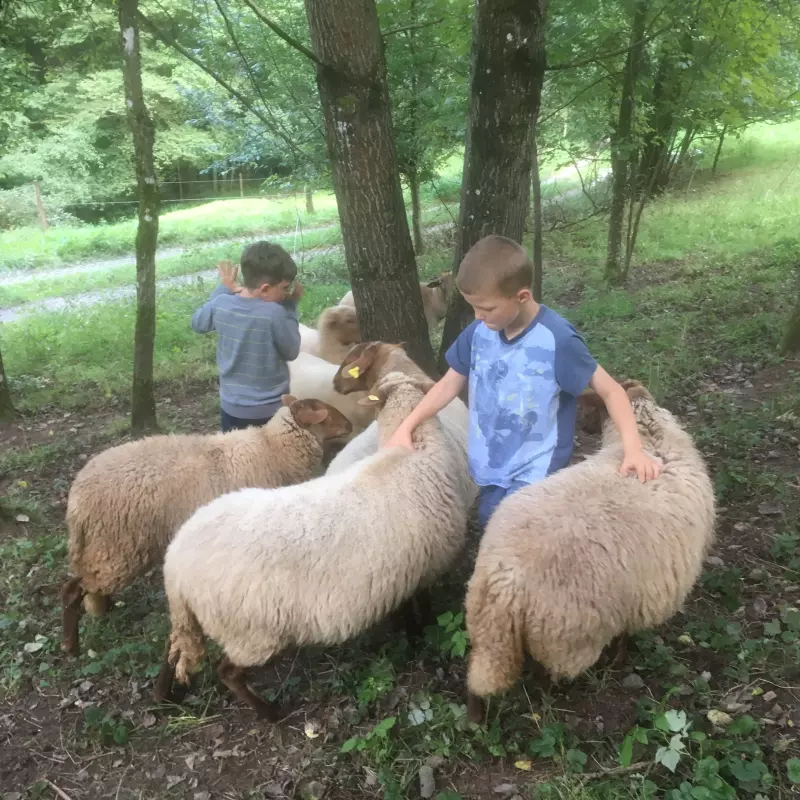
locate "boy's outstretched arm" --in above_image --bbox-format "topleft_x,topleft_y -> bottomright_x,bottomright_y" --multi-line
383,368 -> 467,451
589,366 -> 662,482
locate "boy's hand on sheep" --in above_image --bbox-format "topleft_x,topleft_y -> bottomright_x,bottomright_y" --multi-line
384,426 -> 414,452
218,261 -> 242,293
619,449 -> 662,483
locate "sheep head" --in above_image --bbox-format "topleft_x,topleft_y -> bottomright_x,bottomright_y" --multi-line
424,272 -> 454,325
318,305 -> 361,346
576,379 -> 655,435
281,395 -> 353,440
333,341 -> 409,394
356,371 -> 433,410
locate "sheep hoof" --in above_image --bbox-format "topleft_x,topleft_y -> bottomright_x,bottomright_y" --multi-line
467,693 -> 486,724
60,638 -> 80,657
253,698 -> 283,722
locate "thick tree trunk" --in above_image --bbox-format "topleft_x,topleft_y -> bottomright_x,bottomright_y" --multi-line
303,0 -> 435,374
119,0 -> 159,434
439,0 -> 548,362
531,134 -> 543,303
0,343 -> 16,421
305,183 -> 315,214
712,125 -> 727,177
409,168 -> 424,255
782,291 -> 800,354
604,0 -> 648,286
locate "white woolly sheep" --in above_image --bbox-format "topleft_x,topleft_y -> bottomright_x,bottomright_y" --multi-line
60,397 -> 351,656
155,370 -> 476,717
288,351 -> 374,434
464,380 -> 716,723
339,272 -> 454,330
326,341 -> 469,474
299,323 -> 320,356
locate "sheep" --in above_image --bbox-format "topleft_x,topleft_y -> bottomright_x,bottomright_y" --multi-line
317,305 -> 361,364
60,397 -> 352,656
338,272 -> 454,330
326,341 -> 469,474
288,351 -> 374,435
299,305 -> 361,366
154,370 -> 476,717
464,380 -> 716,723
299,323 -> 320,357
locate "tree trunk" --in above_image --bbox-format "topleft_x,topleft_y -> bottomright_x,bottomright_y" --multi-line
439,0 -> 548,362
0,343 -> 16,421
303,0 -> 435,374
409,168 -> 424,255
712,125 -> 727,177
531,134 -> 543,303
782,291 -> 800,354
604,0 -> 649,286
305,183 -> 315,214
119,0 -> 159,434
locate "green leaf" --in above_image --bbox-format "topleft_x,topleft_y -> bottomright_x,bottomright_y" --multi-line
727,715 -> 757,736
566,749 -> 587,773
340,736 -> 359,753
727,757 -> 768,787
656,746 -> 681,773
372,716 -> 397,737
763,619 -> 781,637
665,709 -> 688,732
620,733 -> 634,767
787,758 -> 800,783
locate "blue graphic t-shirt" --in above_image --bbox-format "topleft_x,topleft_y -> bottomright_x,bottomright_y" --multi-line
445,306 -> 597,488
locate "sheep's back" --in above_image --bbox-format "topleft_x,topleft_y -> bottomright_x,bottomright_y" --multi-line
165,442 -> 472,664
479,449 -> 715,633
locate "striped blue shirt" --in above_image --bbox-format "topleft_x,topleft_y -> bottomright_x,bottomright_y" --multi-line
192,285 -> 301,419
446,306 -> 597,488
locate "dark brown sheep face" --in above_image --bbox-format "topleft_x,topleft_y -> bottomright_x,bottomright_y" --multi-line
332,341 -> 404,394
281,395 -> 352,440
576,378 -> 653,434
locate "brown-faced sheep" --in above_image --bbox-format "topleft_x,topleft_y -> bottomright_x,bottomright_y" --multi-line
60,397 -> 351,655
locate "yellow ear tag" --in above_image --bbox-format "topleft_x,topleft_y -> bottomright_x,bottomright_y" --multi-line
347,365 -> 361,378
368,395 -> 379,401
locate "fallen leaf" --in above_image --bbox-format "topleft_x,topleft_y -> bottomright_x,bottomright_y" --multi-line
758,502 -> 784,516
514,760 -> 532,771
141,712 -> 157,729
707,709 -> 734,727
15,514 -> 30,523
418,765 -> 435,799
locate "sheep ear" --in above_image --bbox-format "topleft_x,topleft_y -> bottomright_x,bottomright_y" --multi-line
357,393 -> 383,407
415,378 -> 436,394
293,405 -> 329,426
425,278 -> 442,288
281,394 -> 297,407
576,389 -> 607,434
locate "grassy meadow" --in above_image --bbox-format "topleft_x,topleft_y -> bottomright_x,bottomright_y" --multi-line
1,121 -> 800,799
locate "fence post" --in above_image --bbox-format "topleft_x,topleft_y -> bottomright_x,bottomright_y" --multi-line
239,171 -> 244,199
34,181 -> 48,230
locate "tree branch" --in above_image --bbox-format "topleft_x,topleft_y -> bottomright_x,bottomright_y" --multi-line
547,23 -> 672,71
137,10 -> 300,153
237,0 -> 321,65
383,18 -> 444,37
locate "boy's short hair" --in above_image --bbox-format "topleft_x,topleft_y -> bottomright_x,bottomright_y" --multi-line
240,241 -> 297,289
456,235 -> 533,297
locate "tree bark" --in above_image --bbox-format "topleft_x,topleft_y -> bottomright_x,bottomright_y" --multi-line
409,168 -> 424,255
119,0 -> 159,434
439,0 -> 548,362
782,291 -> 800,354
604,0 -> 649,286
303,0 -> 435,374
712,125 -> 727,177
304,183 -> 315,214
0,343 -> 16,421
531,134 -> 543,303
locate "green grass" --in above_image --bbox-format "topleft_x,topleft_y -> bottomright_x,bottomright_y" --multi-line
0,204 -> 454,308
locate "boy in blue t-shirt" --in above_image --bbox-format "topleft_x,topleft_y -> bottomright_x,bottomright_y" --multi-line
385,234 -> 661,528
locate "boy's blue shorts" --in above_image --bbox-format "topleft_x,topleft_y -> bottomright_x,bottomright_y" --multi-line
477,479 -> 529,530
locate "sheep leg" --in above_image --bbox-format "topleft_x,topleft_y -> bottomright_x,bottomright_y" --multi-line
60,577 -> 85,656
414,588 -> 435,628
467,692 -> 486,724
217,657 -> 281,721
398,598 -> 424,644
153,641 -> 176,703
608,633 -> 629,668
